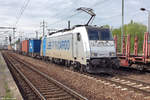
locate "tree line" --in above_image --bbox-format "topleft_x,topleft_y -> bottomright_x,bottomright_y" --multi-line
104,20 -> 147,53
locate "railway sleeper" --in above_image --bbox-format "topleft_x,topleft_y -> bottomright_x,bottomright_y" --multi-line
44,92 -> 68,97
4,53 -> 88,100
47,96 -> 76,100
39,88 -> 61,91
36,85 -> 56,89
46,93 -> 72,99
37,85 -> 56,88
42,90 -> 65,95
40,88 -> 61,92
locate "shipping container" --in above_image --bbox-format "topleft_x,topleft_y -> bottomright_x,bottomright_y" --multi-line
17,43 -> 22,51
42,38 -> 46,56
29,39 -> 41,53
22,40 -> 29,53
15,42 -> 22,51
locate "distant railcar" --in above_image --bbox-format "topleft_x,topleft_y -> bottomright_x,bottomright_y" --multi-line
16,43 -> 22,54
18,43 -> 22,51
8,45 -> 13,50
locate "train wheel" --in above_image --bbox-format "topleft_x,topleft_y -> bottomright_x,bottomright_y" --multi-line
70,65 -> 75,71
80,65 -> 84,73
81,65 -> 87,73
65,60 -> 70,67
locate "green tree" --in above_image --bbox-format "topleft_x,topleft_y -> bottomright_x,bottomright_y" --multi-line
102,25 -> 110,28
112,20 -> 147,53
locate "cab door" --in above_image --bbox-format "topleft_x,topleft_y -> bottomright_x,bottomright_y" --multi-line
73,33 -> 77,59
73,33 -> 82,60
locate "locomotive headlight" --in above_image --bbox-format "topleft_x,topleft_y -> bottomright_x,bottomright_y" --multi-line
109,52 -> 115,56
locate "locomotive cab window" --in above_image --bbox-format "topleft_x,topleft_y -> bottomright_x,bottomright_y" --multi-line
87,28 -> 113,41
77,33 -> 81,41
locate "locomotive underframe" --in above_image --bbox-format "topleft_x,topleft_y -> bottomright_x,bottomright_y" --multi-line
48,56 -> 119,73
86,57 -> 119,73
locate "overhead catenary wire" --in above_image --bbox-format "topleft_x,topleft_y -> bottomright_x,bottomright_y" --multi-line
15,0 -> 27,20
45,0 -> 117,29
95,6 -> 148,25
15,0 -> 147,36
91,0 -> 112,8
49,0 -> 115,28
12,0 -> 30,42
14,0 -> 31,27
48,11 -> 82,27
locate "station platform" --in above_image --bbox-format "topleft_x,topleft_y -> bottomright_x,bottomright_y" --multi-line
0,52 -> 22,100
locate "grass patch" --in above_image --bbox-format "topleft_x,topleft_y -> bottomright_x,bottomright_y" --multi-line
3,81 -> 14,100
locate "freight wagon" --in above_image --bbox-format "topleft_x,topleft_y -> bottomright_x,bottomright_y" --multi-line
40,37 -> 48,60
28,39 -> 41,57
22,40 -> 29,55
17,43 -> 22,52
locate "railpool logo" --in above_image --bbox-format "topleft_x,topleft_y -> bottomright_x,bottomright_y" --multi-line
47,40 -> 70,50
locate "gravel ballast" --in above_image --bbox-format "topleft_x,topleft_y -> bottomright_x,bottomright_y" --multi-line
11,52 -> 150,100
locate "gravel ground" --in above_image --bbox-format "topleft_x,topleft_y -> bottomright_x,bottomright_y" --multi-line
115,68 -> 150,84
0,52 -> 22,100
12,52 -> 150,100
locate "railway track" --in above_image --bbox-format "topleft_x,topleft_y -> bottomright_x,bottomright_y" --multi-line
4,51 -> 150,99
86,73 -> 150,97
109,76 -> 150,95
2,52 -> 88,100
3,54 -> 39,99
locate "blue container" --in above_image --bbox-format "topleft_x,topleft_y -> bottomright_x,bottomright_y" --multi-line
29,39 -> 41,53
42,38 -> 46,56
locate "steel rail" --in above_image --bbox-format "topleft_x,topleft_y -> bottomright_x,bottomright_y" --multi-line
104,77 -> 150,96
3,53 -> 46,100
115,76 -> 150,87
6,52 -> 88,100
87,73 -> 150,96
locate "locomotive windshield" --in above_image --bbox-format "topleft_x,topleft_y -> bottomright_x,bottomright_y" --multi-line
87,28 -> 113,40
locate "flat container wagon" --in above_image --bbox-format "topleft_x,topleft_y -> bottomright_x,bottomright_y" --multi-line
22,40 -> 29,54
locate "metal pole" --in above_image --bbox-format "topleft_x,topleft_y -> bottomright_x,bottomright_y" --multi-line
68,20 -> 70,29
43,20 -> 45,36
121,0 -> 124,52
140,8 -> 150,54
36,31 -> 38,39
148,13 -> 150,35
147,12 -> 150,56
13,28 -> 16,39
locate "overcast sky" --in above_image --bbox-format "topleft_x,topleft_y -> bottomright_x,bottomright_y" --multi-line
0,0 -> 150,41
